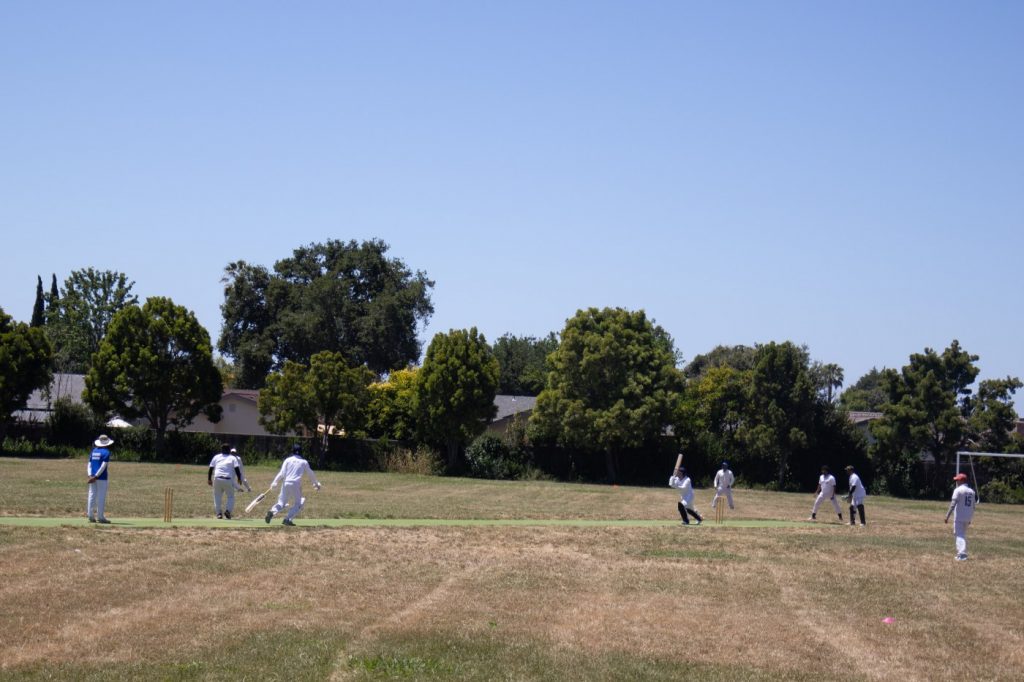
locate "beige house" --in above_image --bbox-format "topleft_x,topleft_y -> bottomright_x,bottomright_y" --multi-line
182,390 -> 535,439
183,389 -> 275,437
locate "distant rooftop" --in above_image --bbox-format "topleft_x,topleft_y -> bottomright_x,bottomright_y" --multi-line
493,395 -> 537,421
13,373 -> 87,423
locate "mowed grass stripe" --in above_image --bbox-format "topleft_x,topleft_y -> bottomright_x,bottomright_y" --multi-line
0,516 -> 810,529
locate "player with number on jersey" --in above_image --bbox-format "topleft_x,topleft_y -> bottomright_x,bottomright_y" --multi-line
944,472 -> 976,561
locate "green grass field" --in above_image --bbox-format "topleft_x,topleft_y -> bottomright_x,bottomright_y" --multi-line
2,457 -> 1023,681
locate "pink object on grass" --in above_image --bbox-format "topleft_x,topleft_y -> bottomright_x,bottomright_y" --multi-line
881,617 -> 895,624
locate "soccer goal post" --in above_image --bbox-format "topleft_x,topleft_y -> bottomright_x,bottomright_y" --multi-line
955,451 -> 1024,503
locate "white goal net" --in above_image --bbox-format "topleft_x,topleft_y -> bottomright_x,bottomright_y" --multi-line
955,451 -> 1024,503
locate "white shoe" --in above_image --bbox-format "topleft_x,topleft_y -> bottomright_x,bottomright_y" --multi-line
956,554 -> 968,561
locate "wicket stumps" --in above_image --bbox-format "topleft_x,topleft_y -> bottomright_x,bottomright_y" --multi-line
163,487 -> 174,523
714,500 -> 725,524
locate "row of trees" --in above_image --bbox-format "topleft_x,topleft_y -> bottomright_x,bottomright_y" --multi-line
258,328 -> 500,469
6,238 -> 1022,498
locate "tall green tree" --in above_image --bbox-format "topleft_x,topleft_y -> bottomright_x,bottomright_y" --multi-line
0,306 -> 53,441
965,377 -> 1023,453
811,362 -> 844,403
219,239 -> 434,388
677,343 -> 863,489
47,268 -> 138,373
492,332 -> 558,396
871,340 -> 985,496
31,276 -> 45,327
84,297 -> 222,456
416,328 -> 500,470
683,344 -> 757,379
840,368 -> 887,412
741,342 -> 822,487
259,351 -> 375,458
675,364 -> 749,472
531,307 -> 681,482
366,367 -> 420,440
47,274 -> 59,323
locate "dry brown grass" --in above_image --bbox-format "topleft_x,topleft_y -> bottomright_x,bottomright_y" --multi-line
2,458 -> 1023,680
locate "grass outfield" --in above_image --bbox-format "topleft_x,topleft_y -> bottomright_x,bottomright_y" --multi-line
2,458 -> 1024,681
0,516 -> 810,529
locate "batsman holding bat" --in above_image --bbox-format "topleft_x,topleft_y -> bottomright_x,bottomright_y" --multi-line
669,461 -> 703,526
265,443 -> 322,526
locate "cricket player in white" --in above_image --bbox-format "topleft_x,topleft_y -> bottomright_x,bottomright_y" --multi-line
669,467 -> 703,525
265,444 -> 321,526
808,465 -> 843,522
845,465 -> 866,526
230,448 -> 252,492
711,461 -> 735,511
944,473 -> 976,561
208,443 -> 243,519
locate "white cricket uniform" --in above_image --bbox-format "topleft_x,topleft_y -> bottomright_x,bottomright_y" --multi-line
812,474 -> 842,516
848,473 -> 866,505
231,454 -> 251,491
669,475 -> 696,508
209,453 -> 239,515
269,455 -> 321,521
711,468 -> 735,510
947,484 -> 976,558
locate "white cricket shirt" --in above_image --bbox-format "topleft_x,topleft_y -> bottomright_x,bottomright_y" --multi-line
949,484 -> 976,523
273,455 -> 320,487
848,473 -> 866,504
209,453 -> 236,479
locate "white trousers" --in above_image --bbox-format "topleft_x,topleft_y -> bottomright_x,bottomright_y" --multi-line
212,478 -> 235,514
812,492 -> 842,516
86,479 -> 108,519
954,520 -> 970,556
712,487 -> 734,509
270,481 -> 305,521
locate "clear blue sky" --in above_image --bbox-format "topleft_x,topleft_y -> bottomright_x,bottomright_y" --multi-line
2,1 -> 1022,388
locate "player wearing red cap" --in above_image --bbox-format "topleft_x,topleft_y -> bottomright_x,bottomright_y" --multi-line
944,472 -> 976,561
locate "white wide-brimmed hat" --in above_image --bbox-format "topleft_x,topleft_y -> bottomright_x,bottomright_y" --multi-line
94,435 -> 114,448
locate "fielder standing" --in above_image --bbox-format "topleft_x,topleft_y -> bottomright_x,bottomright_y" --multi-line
86,434 -> 114,523
944,472 -> 976,561
265,444 -> 321,526
669,466 -> 703,525
808,465 -> 843,522
844,465 -> 867,526
208,443 -> 243,519
711,460 -> 735,511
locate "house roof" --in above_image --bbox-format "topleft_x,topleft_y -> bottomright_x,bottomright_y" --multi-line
13,373 -> 87,422
847,411 -> 883,425
493,395 -> 537,421
223,389 -> 260,404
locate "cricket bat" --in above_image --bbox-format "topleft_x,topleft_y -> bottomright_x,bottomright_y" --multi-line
674,453 -> 683,471
244,487 -> 273,513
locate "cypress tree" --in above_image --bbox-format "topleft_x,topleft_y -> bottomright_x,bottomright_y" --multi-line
47,274 -> 60,324
31,276 -> 45,327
